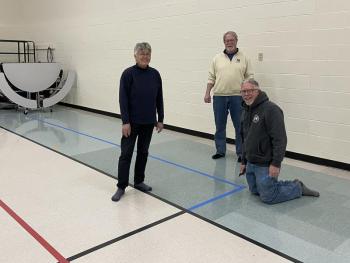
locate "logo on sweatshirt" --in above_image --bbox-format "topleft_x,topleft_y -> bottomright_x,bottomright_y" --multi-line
236,58 -> 240,63
253,114 -> 259,123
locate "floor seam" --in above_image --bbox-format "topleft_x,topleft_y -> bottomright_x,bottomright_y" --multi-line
66,211 -> 185,262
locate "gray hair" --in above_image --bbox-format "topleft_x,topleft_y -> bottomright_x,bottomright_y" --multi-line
223,31 -> 238,41
134,42 -> 152,55
242,78 -> 260,88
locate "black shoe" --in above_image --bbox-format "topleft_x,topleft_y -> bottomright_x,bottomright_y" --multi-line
212,153 -> 225,159
111,188 -> 125,202
237,156 -> 242,162
134,182 -> 152,192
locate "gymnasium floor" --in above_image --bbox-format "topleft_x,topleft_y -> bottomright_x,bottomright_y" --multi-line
1,105 -> 349,263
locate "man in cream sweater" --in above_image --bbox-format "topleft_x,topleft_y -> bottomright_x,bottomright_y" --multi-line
204,31 -> 253,162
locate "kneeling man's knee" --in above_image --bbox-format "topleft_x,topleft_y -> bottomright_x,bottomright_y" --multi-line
258,187 -> 276,204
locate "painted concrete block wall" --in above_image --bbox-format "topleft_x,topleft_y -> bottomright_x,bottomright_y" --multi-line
2,0 -> 350,163
0,0 -> 21,26
0,0 -> 23,62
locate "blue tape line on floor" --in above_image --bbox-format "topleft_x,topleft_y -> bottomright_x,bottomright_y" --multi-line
31,117 -> 246,190
188,186 -> 245,211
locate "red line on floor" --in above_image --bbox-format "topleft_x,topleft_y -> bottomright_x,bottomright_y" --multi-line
0,199 -> 69,263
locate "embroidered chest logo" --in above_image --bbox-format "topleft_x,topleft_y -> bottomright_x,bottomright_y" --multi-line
253,114 -> 260,123
236,58 -> 240,63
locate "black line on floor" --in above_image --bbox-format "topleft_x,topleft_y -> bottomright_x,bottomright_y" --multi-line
60,102 -> 350,171
0,125 -> 187,212
66,211 -> 185,261
0,125 -> 303,263
186,210 -> 303,263
0,125 -> 117,179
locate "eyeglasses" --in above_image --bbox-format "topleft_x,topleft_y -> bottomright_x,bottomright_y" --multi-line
137,52 -> 151,57
240,89 -> 257,95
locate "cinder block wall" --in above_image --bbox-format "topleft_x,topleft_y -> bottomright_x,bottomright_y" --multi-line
1,0 -> 349,163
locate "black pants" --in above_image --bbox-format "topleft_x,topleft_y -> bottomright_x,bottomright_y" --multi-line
117,123 -> 154,189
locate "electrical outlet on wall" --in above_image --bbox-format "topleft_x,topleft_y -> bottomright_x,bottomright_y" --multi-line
258,52 -> 263,61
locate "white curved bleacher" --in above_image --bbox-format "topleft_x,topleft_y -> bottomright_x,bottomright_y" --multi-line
0,62 -> 75,110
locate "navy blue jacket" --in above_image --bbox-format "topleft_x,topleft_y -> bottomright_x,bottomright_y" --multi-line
119,64 -> 164,125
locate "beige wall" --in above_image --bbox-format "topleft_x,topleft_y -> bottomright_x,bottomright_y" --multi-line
0,0 -> 21,25
0,0 -> 22,61
2,0 -> 350,163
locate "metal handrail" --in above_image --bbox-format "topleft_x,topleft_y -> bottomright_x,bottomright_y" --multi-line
0,39 -> 36,63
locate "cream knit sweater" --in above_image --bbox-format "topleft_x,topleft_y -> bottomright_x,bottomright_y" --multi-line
208,51 -> 254,96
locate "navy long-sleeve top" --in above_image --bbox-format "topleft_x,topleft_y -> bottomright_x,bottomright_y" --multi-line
119,64 -> 164,125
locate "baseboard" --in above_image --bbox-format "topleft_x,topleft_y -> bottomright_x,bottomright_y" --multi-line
59,102 -> 350,171
59,102 -> 120,118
